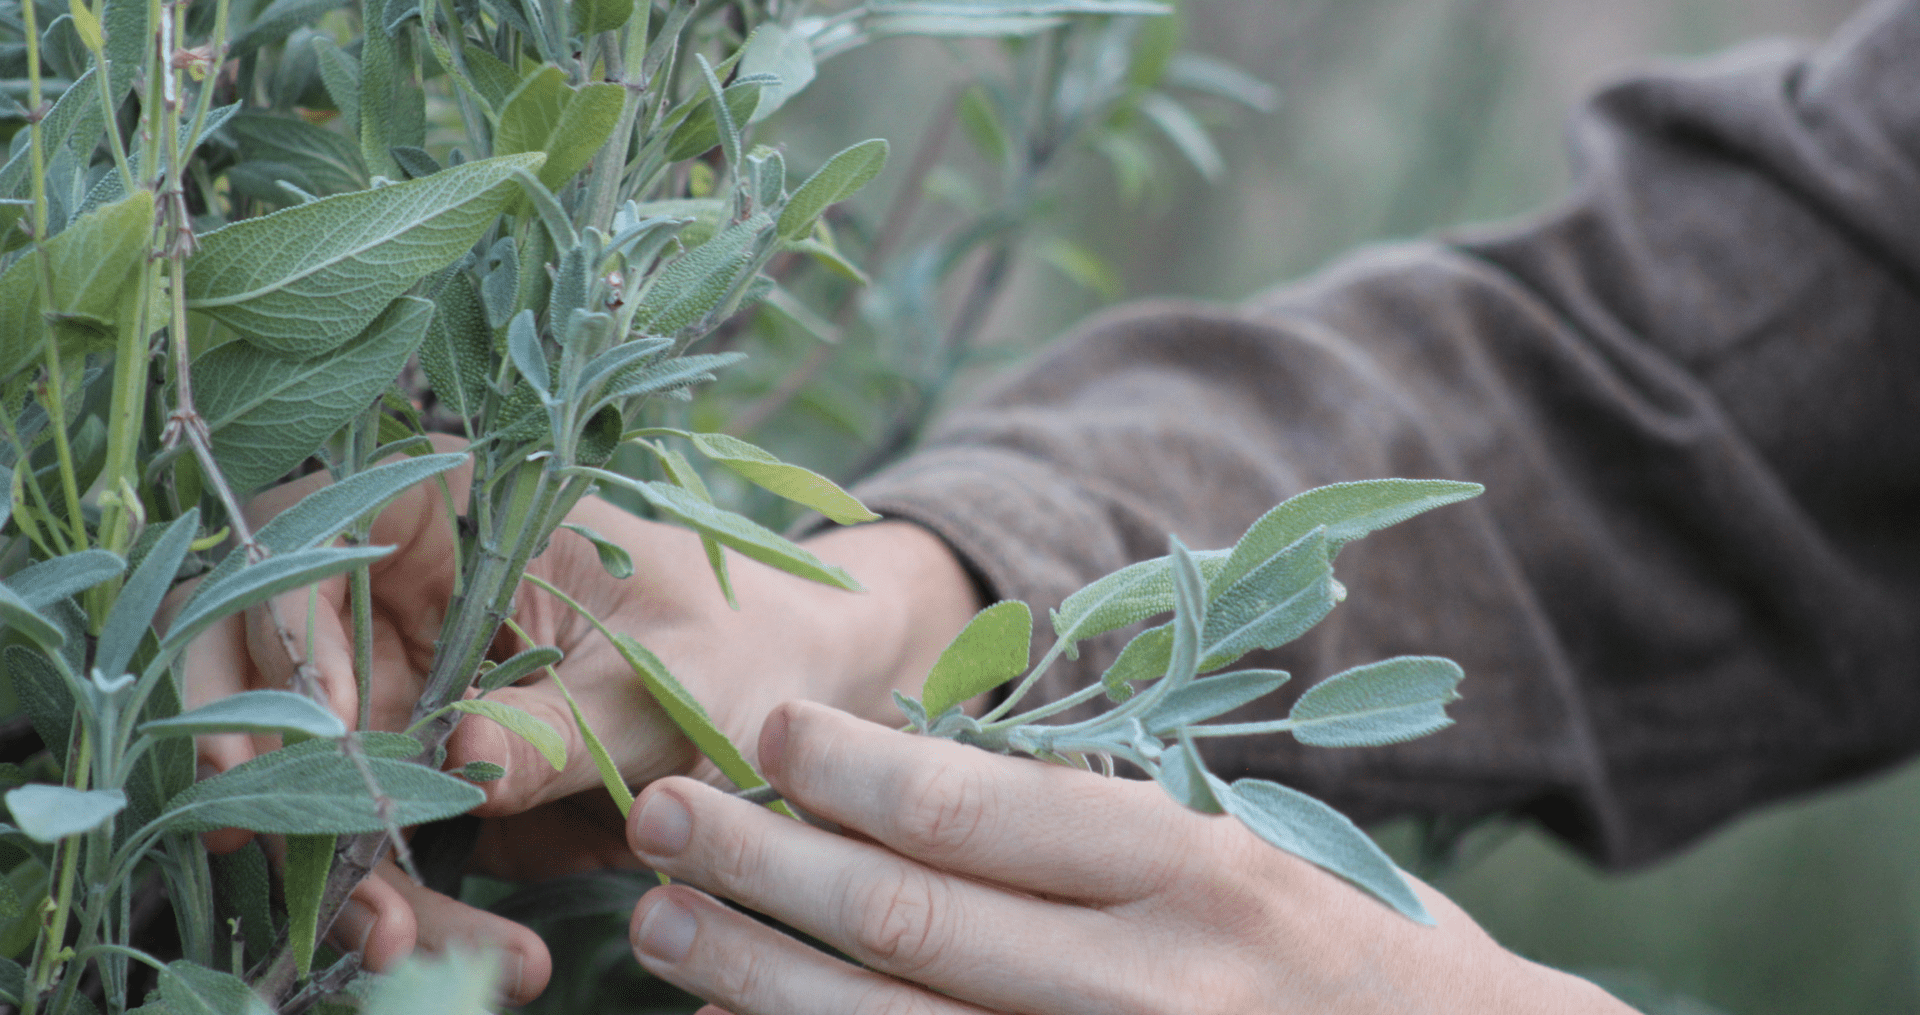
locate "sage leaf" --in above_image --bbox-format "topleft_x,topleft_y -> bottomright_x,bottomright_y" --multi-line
96,511 -> 200,681
1165,537 -> 1207,689
578,337 -> 671,397
630,215 -> 768,336
663,83 -> 763,162
158,739 -> 484,834
506,310 -> 548,397
597,352 -> 746,408
674,430 -> 879,526
1215,479 -> 1482,594
481,236 -> 520,329
777,139 -> 888,241
560,523 -> 633,580
575,469 -> 861,591
612,635 -> 782,804
228,113 -> 368,195
1148,669 -> 1289,734
550,675 -> 632,816
194,453 -> 463,596
0,191 -> 154,383
1288,656 -> 1463,748
185,152 -> 545,358
5,786 -> 126,842
419,272 -> 493,421
652,446 -> 735,607
1100,623 -> 1170,701
1049,548 -> 1229,647
1198,528 -> 1336,671
572,0 -> 631,36
493,68 -> 624,193
0,956 -> 22,1004
312,35 -> 361,137
921,601 -> 1031,719
1152,737 -> 1220,813
1213,774 -> 1431,924
139,690 -> 347,740
195,295 -> 434,491
359,947 -> 498,1015
737,23 -> 816,122
390,145 -> 441,179
7,549 -> 123,609
458,761 -> 506,783
0,585 -> 65,652
446,699 -> 565,771
161,547 -> 393,660
157,960 -> 274,1015
477,646 -> 562,693
1138,91 -> 1222,181
282,833 -> 333,979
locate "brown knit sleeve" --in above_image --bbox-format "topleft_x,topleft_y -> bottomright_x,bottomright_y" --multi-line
848,0 -> 1920,869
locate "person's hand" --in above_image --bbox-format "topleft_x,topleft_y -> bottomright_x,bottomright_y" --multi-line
624,701 -> 1634,1015
179,442 -> 982,1003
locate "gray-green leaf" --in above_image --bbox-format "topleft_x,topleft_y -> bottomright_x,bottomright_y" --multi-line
560,523 -> 633,580
159,739 -> 483,834
158,960 -> 274,1015
7,549 -> 125,609
446,699 -> 565,770
161,547 -> 393,660
139,690 -> 347,740
185,152 -> 544,358
1212,774 -> 1431,924
96,511 -> 200,680
478,646 -> 562,693
661,429 -> 879,526
5,785 -> 126,842
1215,479 -> 1482,595
777,139 -> 888,241
1148,669 -> 1289,734
1197,528 -> 1336,670
1049,548 -> 1229,647
1288,656 -> 1463,748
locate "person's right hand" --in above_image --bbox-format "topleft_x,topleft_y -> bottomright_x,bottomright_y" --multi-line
178,440 -> 983,1003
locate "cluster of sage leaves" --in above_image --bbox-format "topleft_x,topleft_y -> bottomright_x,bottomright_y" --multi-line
0,0 -> 1298,1011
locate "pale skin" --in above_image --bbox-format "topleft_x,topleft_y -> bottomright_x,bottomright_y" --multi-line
183,449 -> 1631,1013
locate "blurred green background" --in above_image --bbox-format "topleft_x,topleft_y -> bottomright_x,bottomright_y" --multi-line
754,2 -> 1914,1014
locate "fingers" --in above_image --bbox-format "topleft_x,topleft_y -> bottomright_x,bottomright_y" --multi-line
758,701 -> 1203,903
333,860 -> 553,1007
627,777 -> 1124,1014
629,886 -> 995,1015
330,868 -> 416,973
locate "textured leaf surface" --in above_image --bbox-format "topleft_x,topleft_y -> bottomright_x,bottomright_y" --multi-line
419,273 -> 493,422
0,585 -> 64,651
1198,529 -> 1336,669
579,469 -> 861,591
778,139 -> 888,240
738,23 -> 816,121
195,296 -> 433,491
1215,479 -> 1482,594
1214,775 -> 1431,924
560,523 -> 634,580
0,192 -> 154,382
448,699 -> 565,770
1149,669 -> 1289,734
1153,737 -> 1221,813
479,646 -> 563,692
613,635 -> 784,808
229,113 -> 367,195
1051,548 -> 1229,646
96,511 -> 199,680
161,547 -> 392,658
140,690 -> 347,740
283,833 -> 333,979
185,153 -> 543,357
673,430 -> 878,525
159,740 -> 483,834
7,549 -> 124,608
5,786 -> 126,842
631,215 -> 767,335
158,961 -> 274,1015
1288,656 -> 1463,747
922,601 -> 1031,718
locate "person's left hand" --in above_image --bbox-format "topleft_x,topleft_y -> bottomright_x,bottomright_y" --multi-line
623,701 -> 1633,1015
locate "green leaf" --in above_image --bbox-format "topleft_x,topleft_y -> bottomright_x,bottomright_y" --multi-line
612,634 -> 778,799
1212,774 -> 1431,924
312,35 -> 361,138
1287,656 -> 1463,748
228,114 -> 368,195
596,352 -> 746,408
1215,479 -> 1483,594
1165,53 -> 1278,112
420,272 -> 493,421
777,139 -> 888,241
493,68 -> 624,193
1050,548 -> 1230,647
572,0 -> 631,36
1198,528 -> 1336,670
0,584 -> 65,652
161,547 -> 393,660
957,84 -> 1007,163
158,960 -> 275,1015
1138,91 -> 1222,181
652,447 -> 735,607
158,739 -> 484,834
390,145 -> 442,180
1100,623 -> 1170,700
694,55 -> 742,169
67,0 -> 102,51
5,786 -> 126,842
654,429 -> 879,525
478,646 -> 562,693
737,24 -> 816,122
97,511 -> 200,680
663,82 -> 763,163
6,549 -> 124,608
139,690 -> 348,740
194,453 -> 464,595
461,48 -> 520,112
1148,669 -> 1289,734
921,601 -> 1031,718
0,191 -> 154,383
195,296 -> 435,491
550,675 -> 632,817
446,699 -> 565,771
458,761 -> 505,782
283,833 -> 333,980
0,956 -> 23,1004
1165,537 -> 1208,688
630,215 -> 768,336
184,152 -> 545,358
230,0 -> 350,56
575,469 -> 862,591
560,522 -> 633,580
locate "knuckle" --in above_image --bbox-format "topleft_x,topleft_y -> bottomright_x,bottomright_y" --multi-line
888,761 -> 992,859
704,813 -> 771,899
844,865 -> 951,976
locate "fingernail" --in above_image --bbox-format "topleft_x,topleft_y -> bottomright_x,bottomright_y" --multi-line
634,895 -> 697,964
758,705 -> 790,781
499,951 -> 526,1002
335,898 -> 376,956
632,790 -> 692,859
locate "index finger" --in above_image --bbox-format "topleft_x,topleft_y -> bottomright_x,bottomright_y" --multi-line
757,701 -> 1210,904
